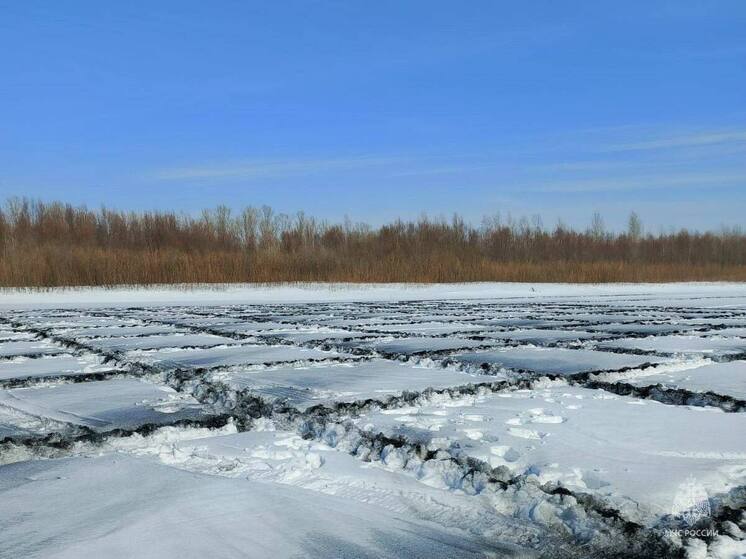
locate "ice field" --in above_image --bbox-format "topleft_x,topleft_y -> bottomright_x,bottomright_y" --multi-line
1,283 -> 746,558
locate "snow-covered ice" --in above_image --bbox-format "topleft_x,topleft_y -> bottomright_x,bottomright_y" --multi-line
475,328 -> 603,344
355,385 -> 746,524
1,282 -> 746,558
0,353 -> 117,382
453,346 -> 668,376
626,360 -> 746,400
361,321 -> 489,335
212,359 -> 500,410
364,335 -> 492,355
0,340 -> 65,358
597,335 -> 746,358
87,332 -> 242,351
0,379 -> 209,433
128,343 -> 343,369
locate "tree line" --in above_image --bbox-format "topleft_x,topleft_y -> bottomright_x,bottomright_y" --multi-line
1,198 -> 745,286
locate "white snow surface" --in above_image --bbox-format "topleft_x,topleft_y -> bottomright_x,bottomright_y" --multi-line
0,454 -> 513,559
1,281 -> 745,308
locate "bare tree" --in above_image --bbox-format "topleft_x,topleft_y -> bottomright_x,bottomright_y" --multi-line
590,212 -> 606,240
628,212 -> 643,240
2,198 -> 746,286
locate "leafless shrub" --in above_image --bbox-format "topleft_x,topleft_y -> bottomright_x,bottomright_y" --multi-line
1,198 -> 745,286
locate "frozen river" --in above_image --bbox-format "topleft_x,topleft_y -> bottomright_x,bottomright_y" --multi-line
1,283 -> 745,558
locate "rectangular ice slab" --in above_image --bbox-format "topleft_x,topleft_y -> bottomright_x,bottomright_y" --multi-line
627,360 -> 746,400
0,379 -> 208,432
88,333 -> 241,351
363,321 -> 487,335
128,344 -> 342,370
476,329 -> 601,344
0,354 -> 116,382
453,346 -> 666,376
597,335 -> 746,357
213,359 -> 501,410
355,385 -> 746,524
366,336 -> 491,356
267,330 -> 375,344
0,340 -> 65,358
585,323 -> 697,335
71,324 -> 186,338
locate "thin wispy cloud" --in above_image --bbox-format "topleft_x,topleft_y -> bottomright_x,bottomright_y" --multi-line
153,156 -> 406,181
603,129 -> 746,152
518,171 -> 746,193
541,160 -> 668,173
148,124 -> 746,204
392,125 -> 746,178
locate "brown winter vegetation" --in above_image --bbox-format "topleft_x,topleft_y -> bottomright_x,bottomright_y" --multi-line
1,199 -> 746,287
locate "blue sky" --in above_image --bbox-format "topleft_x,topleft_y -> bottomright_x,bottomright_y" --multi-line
1,1 -> 745,231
